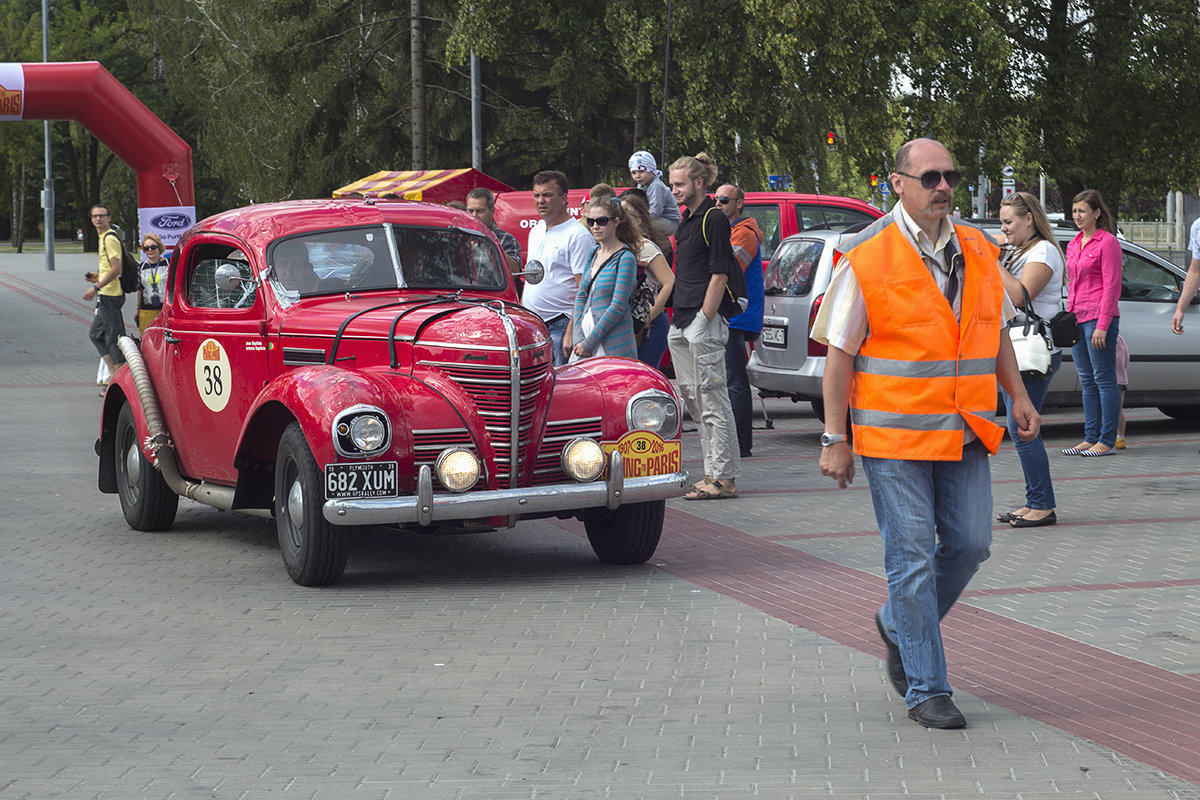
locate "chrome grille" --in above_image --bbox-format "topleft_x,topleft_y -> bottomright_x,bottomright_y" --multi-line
419,359 -> 552,488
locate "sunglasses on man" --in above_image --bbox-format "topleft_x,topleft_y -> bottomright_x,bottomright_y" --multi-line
895,169 -> 963,190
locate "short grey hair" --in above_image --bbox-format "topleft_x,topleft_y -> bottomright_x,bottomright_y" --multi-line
466,187 -> 496,209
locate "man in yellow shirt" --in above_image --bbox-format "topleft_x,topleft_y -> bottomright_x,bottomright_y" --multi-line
83,204 -> 126,377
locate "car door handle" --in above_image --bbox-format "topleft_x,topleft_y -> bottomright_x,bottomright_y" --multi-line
164,331 -> 182,344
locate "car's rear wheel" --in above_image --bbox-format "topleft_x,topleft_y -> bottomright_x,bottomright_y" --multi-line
275,422 -> 348,586
1158,405 -> 1200,420
582,500 -> 664,564
115,402 -> 178,531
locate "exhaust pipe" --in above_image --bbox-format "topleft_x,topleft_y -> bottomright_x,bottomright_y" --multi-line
117,336 -> 236,510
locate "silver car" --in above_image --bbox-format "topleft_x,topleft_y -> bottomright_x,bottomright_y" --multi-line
747,225 -> 1200,419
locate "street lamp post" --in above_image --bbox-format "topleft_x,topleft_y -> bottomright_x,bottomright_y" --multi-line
42,0 -> 54,271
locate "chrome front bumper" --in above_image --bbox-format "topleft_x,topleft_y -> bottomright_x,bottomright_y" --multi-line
322,451 -> 689,527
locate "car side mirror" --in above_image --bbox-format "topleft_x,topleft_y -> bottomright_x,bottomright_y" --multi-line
214,262 -> 250,291
518,260 -> 545,285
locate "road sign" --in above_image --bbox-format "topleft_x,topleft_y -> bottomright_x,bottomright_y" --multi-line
879,183 -> 890,196
1002,177 -> 1016,197
768,174 -> 793,191
1002,164 -> 1015,178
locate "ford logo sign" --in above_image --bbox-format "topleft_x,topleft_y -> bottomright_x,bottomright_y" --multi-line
151,213 -> 192,229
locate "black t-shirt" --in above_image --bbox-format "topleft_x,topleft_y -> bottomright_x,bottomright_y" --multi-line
672,196 -> 732,328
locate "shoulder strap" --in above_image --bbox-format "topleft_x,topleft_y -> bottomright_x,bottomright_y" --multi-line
701,207 -> 719,247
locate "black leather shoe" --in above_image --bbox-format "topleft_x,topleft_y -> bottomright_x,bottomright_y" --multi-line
874,612 -> 908,696
907,695 -> 967,729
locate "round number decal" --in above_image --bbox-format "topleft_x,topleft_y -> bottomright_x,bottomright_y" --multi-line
194,338 -> 232,412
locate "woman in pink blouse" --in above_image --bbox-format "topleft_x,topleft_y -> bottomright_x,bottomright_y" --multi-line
1062,189 -> 1123,457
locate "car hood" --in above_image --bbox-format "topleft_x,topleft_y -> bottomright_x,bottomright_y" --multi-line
276,295 -> 550,369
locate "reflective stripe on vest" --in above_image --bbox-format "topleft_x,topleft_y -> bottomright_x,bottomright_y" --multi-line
842,220 -> 1006,460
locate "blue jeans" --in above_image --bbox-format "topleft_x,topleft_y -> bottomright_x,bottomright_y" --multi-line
1072,317 -> 1121,447
638,312 -> 670,371
863,441 -> 992,708
545,316 -> 570,367
724,327 -> 753,455
1002,351 -> 1061,510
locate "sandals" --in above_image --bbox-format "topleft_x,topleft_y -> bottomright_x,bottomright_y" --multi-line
683,478 -> 739,500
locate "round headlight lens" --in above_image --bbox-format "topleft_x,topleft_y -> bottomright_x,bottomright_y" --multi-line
561,437 -> 606,482
349,415 -> 387,451
628,395 -> 679,438
435,448 -> 480,492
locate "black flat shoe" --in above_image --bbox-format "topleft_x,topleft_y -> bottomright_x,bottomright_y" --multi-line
907,695 -> 967,729
995,511 -> 1024,523
1010,511 -> 1057,528
874,612 -> 908,696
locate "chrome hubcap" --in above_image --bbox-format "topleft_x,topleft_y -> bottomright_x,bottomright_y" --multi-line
287,479 -> 305,533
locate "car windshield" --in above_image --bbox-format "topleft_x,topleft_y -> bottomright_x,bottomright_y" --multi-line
267,224 -> 507,301
765,238 -> 825,296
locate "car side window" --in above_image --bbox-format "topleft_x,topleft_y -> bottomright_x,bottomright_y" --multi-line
742,204 -> 782,261
1121,249 -> 1181,303
765,238 -> 825,297
187,249 -> 256,309
820,207 -> 876,231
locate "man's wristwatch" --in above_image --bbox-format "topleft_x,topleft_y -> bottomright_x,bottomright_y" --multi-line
820,432 -> 847,447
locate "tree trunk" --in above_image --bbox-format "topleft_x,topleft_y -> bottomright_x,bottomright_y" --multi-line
633,81 -> 650,146
410,0 -> 426,170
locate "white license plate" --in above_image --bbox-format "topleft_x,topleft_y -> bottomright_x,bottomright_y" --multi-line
761,325 -> 787,348
325,461 -> 398,499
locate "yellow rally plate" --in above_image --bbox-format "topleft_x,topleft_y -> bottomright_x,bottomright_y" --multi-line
601,431 -> 682,478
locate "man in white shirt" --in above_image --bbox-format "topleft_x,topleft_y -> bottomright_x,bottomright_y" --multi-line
1171,186 -> 1200,335
523,170 -> 593,366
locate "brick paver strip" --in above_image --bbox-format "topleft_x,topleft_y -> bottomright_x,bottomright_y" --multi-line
563,508 -> 1200,786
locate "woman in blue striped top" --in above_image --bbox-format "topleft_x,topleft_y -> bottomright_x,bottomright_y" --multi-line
567,196 -> 639,360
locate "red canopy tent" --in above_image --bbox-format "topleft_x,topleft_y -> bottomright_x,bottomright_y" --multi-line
332,168 -> 513,204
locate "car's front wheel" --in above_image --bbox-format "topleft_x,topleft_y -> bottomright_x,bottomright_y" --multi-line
582,500 -> 665,564
275,422 -> 348,586
115,402 -> 178,531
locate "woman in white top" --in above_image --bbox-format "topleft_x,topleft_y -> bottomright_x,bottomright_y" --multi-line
996,191 -> 1066,528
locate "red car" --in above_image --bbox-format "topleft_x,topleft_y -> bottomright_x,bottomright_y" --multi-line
96,199 -> 687,586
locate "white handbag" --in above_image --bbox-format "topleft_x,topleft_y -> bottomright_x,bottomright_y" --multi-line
1008,287 -> 1053,376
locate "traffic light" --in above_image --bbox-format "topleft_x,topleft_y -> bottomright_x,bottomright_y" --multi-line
870,173 -> 878,188
826,131 -> 836,150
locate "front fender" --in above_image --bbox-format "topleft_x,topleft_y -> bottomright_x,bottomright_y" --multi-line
237,366 -> 410,469
552,357 -> 680,439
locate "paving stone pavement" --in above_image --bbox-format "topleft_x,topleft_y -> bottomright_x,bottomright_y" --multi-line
2,252 -> 1199,799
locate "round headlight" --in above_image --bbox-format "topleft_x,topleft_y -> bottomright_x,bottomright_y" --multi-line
628,393 -> 680,438
435,447 -> 480,492
350,415 -> 386,451
561,437 -> 606,482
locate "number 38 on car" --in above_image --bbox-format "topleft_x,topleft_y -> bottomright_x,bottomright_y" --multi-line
96,199 -> 688,585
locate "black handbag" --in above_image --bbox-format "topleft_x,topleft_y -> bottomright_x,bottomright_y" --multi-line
1048,310 -> 1081,348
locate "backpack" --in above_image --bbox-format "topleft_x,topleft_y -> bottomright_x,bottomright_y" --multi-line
104,230 -> 141,293
700,207 -> 748,318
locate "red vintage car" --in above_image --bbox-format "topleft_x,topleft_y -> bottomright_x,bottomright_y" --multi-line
96,199 -> 687,586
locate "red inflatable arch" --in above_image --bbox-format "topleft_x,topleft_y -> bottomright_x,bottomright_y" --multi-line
1,61 -> 196,245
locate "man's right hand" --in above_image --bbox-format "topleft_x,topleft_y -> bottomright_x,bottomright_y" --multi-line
1172,308 -> 1185,335
819,442 -> 854,489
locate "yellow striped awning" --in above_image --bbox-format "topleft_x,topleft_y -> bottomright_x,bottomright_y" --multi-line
332,168 -> 514,203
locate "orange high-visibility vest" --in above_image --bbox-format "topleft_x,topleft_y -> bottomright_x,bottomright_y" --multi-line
839,219 -> 1006,461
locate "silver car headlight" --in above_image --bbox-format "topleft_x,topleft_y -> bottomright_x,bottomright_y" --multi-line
626,390 -> 680,439
435,447 -> 481,492
561,437 -> 606,482
333,405 -> 391,457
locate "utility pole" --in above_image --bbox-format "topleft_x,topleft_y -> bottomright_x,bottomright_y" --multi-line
42,0 -> 54,270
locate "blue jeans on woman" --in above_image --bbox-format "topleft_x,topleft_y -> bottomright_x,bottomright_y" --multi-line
863,441 -> 992,708
638,312 -> 670,371
1071,317 -> 1121,447
1002,351 -> 1061,510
